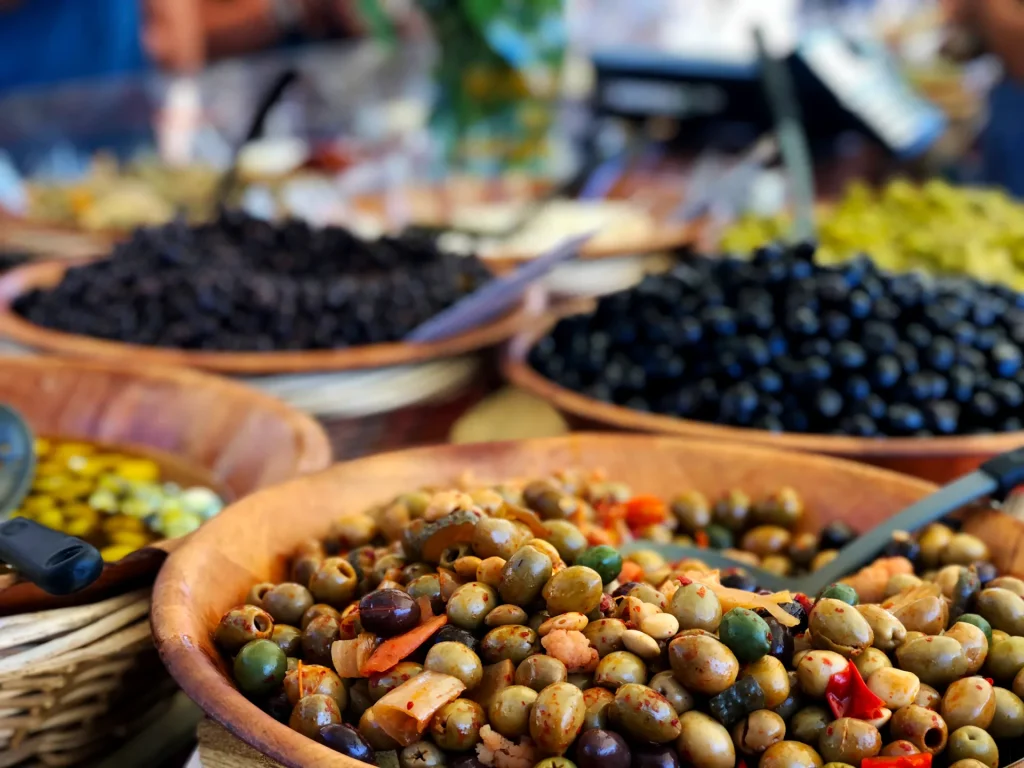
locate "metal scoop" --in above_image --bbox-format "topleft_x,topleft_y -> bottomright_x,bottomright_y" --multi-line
0,405 -> 104,595
622,446 -> 1024,595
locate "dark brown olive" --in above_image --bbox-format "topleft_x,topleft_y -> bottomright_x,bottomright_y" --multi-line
215,605 -> 274,654
302,615 -> 341,666
289,694 -> 341,741
271,625 -> 302,657
359,589 -> 421,637
575,728 -> 631,768
302,603 -> 341,630
631,746 -> 681,768
321,723 -> 375,761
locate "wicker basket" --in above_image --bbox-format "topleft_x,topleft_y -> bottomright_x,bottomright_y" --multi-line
0,591 -> 169,767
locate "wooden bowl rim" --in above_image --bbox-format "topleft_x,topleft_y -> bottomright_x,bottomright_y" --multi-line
151,433 -> 941,768
503,314 -> 1024,459
0,260 -> 528,374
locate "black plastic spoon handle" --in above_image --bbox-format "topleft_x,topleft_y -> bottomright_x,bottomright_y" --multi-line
0,518 -> 104,595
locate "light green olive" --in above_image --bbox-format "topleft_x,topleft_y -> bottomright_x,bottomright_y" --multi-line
757,740 -> 824,768
853,647 -> 892,681
614,683 -> 683,743
986,636 -> 1024,682
669,633 -> 739,696
976,588 -> 1024,636
742,656 -> 791,710
542,566 -> 604,615
941,677 -> 995,731
889,704 -> 948,755
790,706 -> 832,745
584,618 -> 628,657
669,582 -> 723,632
514,654 -> 567,691
856,604 -> 906,651
649,670 -> 696,715
488,685 -> 537,738
988,686 -> 1024,738
479,625 -> 538,665
676,711 -> 736,768
818,718 -> 881,764
810,599 -> 874,658
896,635 -> 969,687
529,682 -> 585,756
594,651 -> 647,691
732,710 -> 785,755
947,725 -> 999,768
581,686 -> 616,730
944,621 -> 989,675
446,582 -> 499,631
498,546 -> 552,605
891,595 -> 949,635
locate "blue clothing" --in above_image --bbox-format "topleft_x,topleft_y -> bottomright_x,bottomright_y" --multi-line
0,0 -> 147,94
984,79 -> 1024,199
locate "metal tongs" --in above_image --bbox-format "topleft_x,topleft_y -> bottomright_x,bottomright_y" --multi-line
0,405 -> 104,595
622,446 -> 1024,595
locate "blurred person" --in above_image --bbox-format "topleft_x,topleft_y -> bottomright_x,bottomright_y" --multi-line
943,0 -> 1024,196
0,0 -> 423,94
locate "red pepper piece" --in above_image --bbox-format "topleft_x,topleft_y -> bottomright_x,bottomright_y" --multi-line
624,495 -> 668,527
825,661 -> 886,720
862,754 -> 932,768
694,531 -> 710,549
794,592 -> 814,614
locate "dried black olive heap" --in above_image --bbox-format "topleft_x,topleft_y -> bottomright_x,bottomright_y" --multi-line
13,212 -> 492,351
530,242 -> 1024,437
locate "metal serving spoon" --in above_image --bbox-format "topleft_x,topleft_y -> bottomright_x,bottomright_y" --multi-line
621,445 -> 1024,595
0,404 -> 104,595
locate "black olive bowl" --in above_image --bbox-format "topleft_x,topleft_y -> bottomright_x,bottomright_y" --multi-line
0,260 -> 528,375
503,304 -> 1024,485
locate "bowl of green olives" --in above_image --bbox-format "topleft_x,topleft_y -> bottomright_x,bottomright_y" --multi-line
153,434 -> 1024,768
0,355 -> 331,612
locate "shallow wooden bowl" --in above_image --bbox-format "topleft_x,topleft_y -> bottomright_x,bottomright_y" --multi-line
504,313 -> 1024,484
0,260 -> 527,374
152,433 -> 1024,768
0,355 -> 331,613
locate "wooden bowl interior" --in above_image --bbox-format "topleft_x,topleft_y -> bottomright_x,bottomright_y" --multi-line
0,260 -> 526,374
0,356 -> 331,612
503,309 -> 1024,484
151,433 -> 1021,768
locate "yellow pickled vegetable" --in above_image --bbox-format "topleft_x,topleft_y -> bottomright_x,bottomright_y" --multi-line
720,179 -> 1024,286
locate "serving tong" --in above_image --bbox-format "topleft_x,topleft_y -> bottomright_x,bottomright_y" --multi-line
622,445 -> 1024,596
0,404 -> 104,595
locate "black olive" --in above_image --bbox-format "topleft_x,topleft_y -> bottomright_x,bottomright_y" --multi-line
721,570 -> 757,592
819,521 -> 857,551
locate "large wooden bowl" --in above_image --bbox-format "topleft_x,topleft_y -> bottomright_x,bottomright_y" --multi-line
151,434 -> 1024,768
0,355 -> 332,613
0,260 -> 527,374
504,314 -> 1024,484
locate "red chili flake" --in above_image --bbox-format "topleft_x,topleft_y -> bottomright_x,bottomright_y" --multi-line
676,576 -> 693,586
925,637 -> 934,642
794,593 -> 814,613
406,702 -> 414,710
694,531 -> 710,549
822,658 -> 833,667
985,677 -> 994,685
835,607 -> 844,613
826,727 -> 834,736
697,587 -> 706,598
483,594 -> 489,602
976,684 -> 983,690
671,720 -> 679,728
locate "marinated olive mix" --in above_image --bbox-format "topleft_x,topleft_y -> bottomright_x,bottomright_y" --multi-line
14,212 -> 492,351
530,242 -> 1024,437
213,475 -> 1024,768
10,437 -> 222,561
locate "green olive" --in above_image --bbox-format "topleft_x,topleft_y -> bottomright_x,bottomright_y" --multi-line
941,533 -> 989,566
399,740 -> 446,768
669,582 -> 723,632
712,489 -> 750,532
543,520 -> 589,564
947,725 -> 999,768
818,717 -> 881,764
985,636 -> 1024,682
896,635 -> 969,687
790,706 -> 832,745
581,686 -> 615,730
918,523 -> 954,569
976,587 -> 1024,636
488,684 -> 538,738
425,642 -> 484,689
916,683 -> 942,710
301,603 -> 341,631
732,709 -> 785,755
742,656 -> 791,710
583,618 -> 628,657
648,669 -> 695,715
865,667 -> 920,710
233,639 -> 287,697
671,491 -> 710,533
740,526 -> 792,557
752,487 -> 804,529
347,678 -> 373,722
270,624 -> 302,657
988,576 -> 1024,597
446,582 -> 499,631
810,598 -> 873,658
891,594 -> 948,635
515,654 -> 567,691
308,557 -> 358,607
879,741 -> 920,758
889,704 -> 948,755
853,647 -> 892,681
757,740 -> 823,768
529,682 -> 585,755
302,614 -> 341,666
614,683 -> 682,743
989,686 -> 1024,738
542,566 -> 605,615
676,711 -> 736,768
359,707 -> 402,751
855,604 -> 906,651
484,604 -> 529,627
668,633 -> 739,696
479,625 -> 539,665
942,676 -> 996,731
626,582 -> 668,610
368,661 -> 423,702
289,693 -> 342,741
472,517 -> 528,560
498,545 -> 552,605
594,650 -> 647,691
215,605 -> 274,654
944,621 -> 989,675
430,698 -> 485,751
